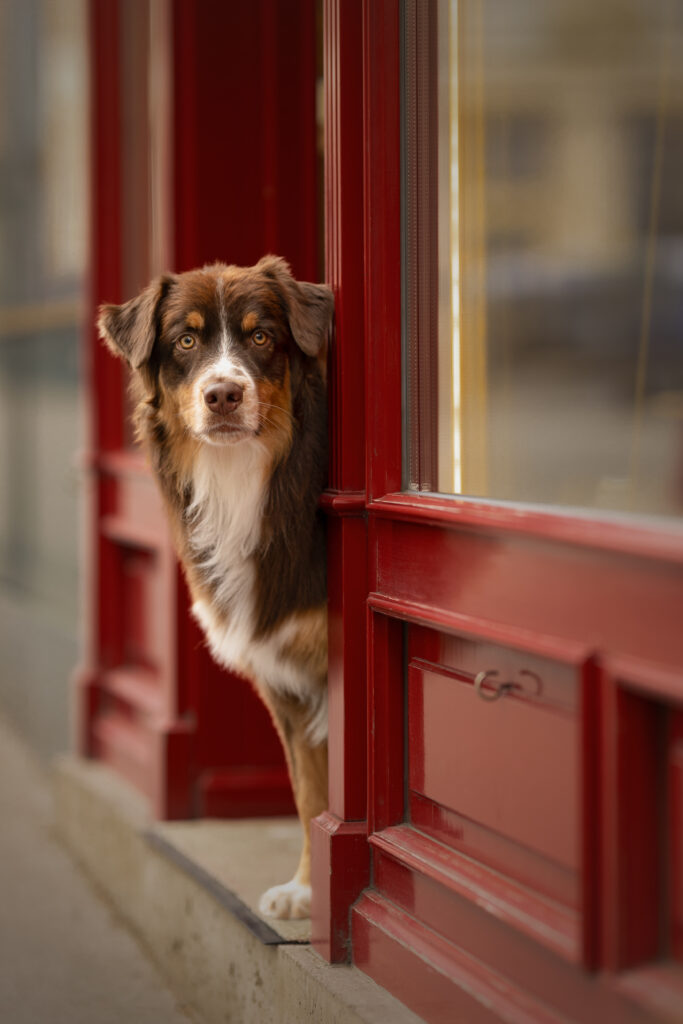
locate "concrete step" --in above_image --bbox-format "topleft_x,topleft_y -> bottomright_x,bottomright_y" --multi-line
53,755 -> 425,1024
0,717 -> 193,1024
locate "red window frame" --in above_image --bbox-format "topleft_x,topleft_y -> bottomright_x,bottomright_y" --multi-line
314,3 -> 683,1021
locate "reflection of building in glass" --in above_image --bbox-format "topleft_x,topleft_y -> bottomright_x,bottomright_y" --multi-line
440,0 -> 683,516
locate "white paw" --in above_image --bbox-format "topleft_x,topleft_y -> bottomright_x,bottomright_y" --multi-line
258,879 -> 311,920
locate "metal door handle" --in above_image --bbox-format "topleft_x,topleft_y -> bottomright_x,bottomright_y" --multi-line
474,669 -> 542,702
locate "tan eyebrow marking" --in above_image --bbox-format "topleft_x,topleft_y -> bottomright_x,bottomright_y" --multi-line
186,311 -> 204,330
242,311 -> 259,333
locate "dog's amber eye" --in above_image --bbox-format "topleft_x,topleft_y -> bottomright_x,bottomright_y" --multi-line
178,335 -> 196,350
252,330 -> 269,347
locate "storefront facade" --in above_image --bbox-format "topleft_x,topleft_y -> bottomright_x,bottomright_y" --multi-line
81,2 -> 683,1020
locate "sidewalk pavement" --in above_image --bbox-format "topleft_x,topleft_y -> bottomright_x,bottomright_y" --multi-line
0,713 -> 195,1024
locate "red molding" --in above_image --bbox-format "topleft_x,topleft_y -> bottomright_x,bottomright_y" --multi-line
363,0 -> 402,501
320,490 -> 366,514
368,591 -> 594,665
311,0 -> 371,963
311,812 -> 369,963
353,888 -> 651,1024
197,767 -> 295,819
324,0 -> 365,492
370,492 -> 683,566
353,891 -> 565,1024
372,517 -> 683,672
599,676 -> 663,971
603,653 -> 683,707
371,825 -> 579,963
367,607 -> 405,836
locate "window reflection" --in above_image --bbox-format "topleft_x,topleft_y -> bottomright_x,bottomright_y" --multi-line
430,0 -> 683,518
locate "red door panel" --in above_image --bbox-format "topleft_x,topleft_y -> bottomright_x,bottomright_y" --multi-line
409,659 -> 579,871
409,658 -> 580,898
671,711 -> 683,964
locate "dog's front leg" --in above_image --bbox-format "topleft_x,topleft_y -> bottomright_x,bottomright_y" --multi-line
258,694 -> 329,920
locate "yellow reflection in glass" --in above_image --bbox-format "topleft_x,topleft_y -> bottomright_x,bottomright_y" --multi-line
437,0 -> 683,519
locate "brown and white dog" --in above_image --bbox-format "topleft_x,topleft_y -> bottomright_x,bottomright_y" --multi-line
99,256 -> 333,920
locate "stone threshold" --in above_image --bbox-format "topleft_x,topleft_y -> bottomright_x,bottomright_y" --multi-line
53,755 -> 423,1024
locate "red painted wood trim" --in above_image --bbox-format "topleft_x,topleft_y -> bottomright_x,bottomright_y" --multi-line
354,888 -> 655,1024
580,657 -> 601,970
600,677 -> 663,972
327,514 -> 368,819
367,606 -> 405,835
324,0 -> 365,492
88,449 -> 149,475
371,825 -> 579,963
372,517 -> 683,672
368,591 -> 594,665
603,653 -> 683,707
312,0 -> 371,964
403,0 -> 439,491
320,490 -> 366,514
197,767 -> 295,819
363,0 -> 402,500
370,492 -> 683,566
409,791 -> 577,910
99,515 -> 167,552
100,666 -> 164,717
353,891 -> 567,1024
311,812 -> 370,962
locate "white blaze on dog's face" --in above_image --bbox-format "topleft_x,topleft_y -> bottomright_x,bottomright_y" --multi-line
97,256 -> 333,458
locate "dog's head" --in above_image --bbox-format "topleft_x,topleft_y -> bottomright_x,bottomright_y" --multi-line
98,256 -> 333,451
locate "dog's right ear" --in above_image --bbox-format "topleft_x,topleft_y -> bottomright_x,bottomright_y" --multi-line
98,274 -> 175,369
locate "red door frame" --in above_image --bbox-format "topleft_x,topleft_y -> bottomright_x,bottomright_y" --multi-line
314,2 -> 683,1021
78,0 -> 319,819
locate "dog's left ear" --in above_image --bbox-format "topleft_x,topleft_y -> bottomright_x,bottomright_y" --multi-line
257,255 -> 334,357
98,274 -> 176,369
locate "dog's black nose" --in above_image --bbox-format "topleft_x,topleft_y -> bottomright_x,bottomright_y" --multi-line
203,382 -> 244,415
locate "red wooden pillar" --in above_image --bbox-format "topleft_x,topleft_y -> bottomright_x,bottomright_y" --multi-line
310,0 -> 371,963
76,0 -> 321,820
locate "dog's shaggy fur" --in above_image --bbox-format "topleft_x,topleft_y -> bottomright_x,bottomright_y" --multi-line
99,256 -> 333,919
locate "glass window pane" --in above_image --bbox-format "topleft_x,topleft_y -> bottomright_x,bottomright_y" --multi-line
407,0 -> 683,519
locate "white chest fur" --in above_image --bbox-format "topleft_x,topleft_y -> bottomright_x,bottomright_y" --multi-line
187,440 -> 268,665
186,442 -> 327,744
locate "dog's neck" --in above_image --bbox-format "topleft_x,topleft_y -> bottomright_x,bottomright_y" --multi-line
186,439 -> 270,563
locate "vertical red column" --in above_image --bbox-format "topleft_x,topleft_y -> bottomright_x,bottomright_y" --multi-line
310,0 -> 370,963
76,0 -> 124,759
78,0 -> 323,820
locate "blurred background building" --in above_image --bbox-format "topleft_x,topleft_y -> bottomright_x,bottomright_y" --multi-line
0,0 -> 87,758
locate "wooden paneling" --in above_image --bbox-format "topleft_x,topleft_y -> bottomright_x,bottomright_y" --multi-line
409,660 -> 579,874
671,711 -> 683,964
80,0 -> 319,820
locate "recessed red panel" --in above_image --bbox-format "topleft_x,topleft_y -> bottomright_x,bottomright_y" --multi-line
409,661 -> 579,873
670,711 -> 683,964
